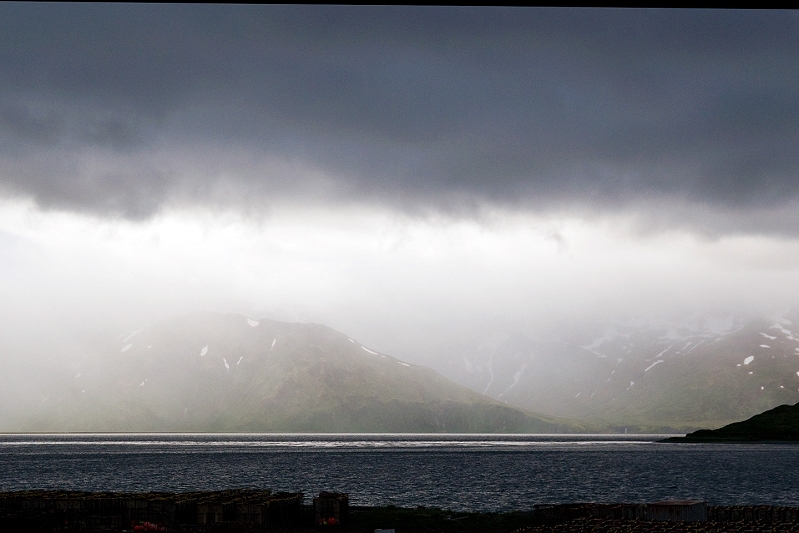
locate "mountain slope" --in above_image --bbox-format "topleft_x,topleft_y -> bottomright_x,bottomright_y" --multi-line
665,401 -> 799,442
439,312 -> 799,432
20,312 -> 585,433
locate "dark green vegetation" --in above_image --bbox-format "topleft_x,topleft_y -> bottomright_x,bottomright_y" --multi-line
664,401 -> 799,442
18,312 -> 585,433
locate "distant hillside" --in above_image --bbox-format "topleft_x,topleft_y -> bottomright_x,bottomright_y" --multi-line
438,311 -> 799,432
664,402 -> 799,442
15,312 -> 587,433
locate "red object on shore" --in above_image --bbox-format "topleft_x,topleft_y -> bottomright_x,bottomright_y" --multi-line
314,492 -> 349,526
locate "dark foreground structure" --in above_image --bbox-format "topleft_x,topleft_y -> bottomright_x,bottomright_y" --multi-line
517,502 -> 799,533
0,489 -> 306,532
3,491 -> 799,532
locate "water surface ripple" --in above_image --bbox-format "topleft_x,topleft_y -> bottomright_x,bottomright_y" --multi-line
1,434 -> 797,512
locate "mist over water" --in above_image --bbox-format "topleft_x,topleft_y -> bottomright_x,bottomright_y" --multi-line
2,7 -> 799,454
2,434 -> 798,511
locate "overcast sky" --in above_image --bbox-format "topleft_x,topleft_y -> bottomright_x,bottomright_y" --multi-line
1,6 -> 798,363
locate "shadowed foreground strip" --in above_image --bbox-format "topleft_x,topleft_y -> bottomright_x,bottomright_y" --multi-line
515,516 -> 799,533
4,493 -> 799,532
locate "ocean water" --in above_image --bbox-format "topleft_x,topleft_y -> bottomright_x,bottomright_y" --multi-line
1,434 -> 798,512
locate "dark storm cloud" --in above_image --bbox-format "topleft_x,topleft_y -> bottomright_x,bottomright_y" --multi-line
1,5 -> 798,227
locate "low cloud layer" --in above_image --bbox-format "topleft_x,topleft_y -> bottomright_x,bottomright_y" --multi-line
1,6 -> 798,233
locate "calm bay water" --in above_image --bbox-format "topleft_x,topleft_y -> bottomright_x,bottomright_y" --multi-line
1,434 -> 798,512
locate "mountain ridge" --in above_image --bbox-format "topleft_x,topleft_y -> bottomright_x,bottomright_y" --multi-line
13,312 -> 591,434
437,311 -> 799,432
664,401 -> 799,442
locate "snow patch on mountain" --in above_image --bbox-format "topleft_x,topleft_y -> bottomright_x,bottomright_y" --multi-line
246,318 -> 259,327
770,324 -> 797,341
123,330 -> 143,343
644,360 -> 664,372
685,341 -> 706,355
499,364 -> 528,397
580,327 -> 627,357
361,346 -> 378,355
482,355 -> 495,395
656,345 -> 673,358
200,345 -> 208,356
121,344 -> 132,352
744,356 -> 754,365
654,315 -> 742,341
772,311 -> 793,325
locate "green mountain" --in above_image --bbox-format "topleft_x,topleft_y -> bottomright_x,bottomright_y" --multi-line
19,312 -> 588,433
664,401 -> 799,442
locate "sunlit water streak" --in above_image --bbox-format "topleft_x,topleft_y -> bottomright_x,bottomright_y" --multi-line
1,434 -> 797,512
